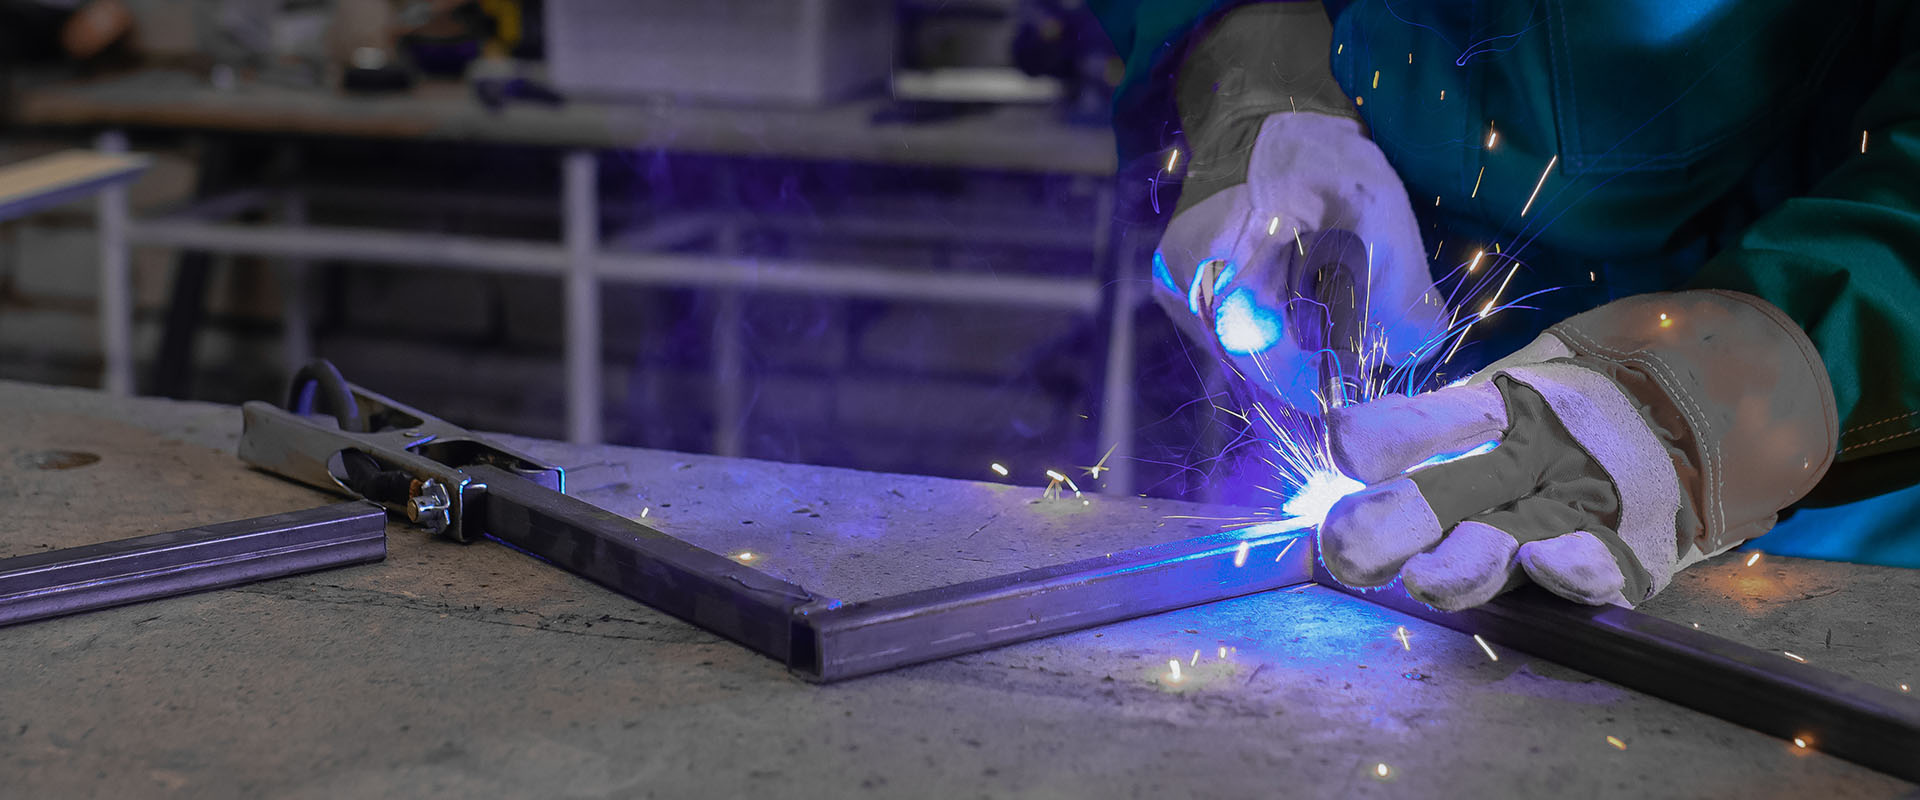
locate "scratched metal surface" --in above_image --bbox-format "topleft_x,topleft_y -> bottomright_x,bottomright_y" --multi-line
0,380 -> 1914,797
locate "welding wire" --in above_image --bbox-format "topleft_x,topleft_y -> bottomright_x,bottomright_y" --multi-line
1473,634 -> 1499,661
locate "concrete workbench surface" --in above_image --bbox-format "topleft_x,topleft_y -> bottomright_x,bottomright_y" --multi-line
17,70 -> 1117,176
0,380 -> 1914,798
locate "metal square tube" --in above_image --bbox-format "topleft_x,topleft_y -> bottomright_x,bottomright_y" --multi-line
0,502 -> 387,628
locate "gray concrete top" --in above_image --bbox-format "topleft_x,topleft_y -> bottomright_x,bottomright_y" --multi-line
0,379 -> 1913,798
17,70 -> 1119,176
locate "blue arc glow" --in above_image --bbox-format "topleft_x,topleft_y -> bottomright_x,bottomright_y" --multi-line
1153,251 -> 1178,294
1280,469 -> 1365,525
1214,287 -> 1283,355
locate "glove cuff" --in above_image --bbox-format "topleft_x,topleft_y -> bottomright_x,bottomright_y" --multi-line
1545,291 -> 1840,555
1172,2 -> 1359,216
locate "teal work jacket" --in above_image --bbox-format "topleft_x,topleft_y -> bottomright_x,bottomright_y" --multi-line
1092,0 -> 1920,565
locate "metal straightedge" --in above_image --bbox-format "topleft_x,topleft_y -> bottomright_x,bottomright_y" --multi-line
0,502 -> 386,628
239,360 -> 1920,782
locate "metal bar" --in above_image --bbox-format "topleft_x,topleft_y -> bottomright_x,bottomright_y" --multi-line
712,218 -> 745,458
562,149 -> 603,445
796,528 -> 1314,682
1096,220 -> 1139,495
1315,564 -> 1920,782
94,131 -> 135,396
469,464 -> 816,662
277,189 -> 313,384
595,251 -> 1103,311
128,219 -> 572,274
123,220 -> 1103,311
0,502 -> 386,628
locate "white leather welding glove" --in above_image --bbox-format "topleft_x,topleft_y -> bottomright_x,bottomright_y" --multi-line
1318,291 -> 1838,610
1155,2 -> 1444,409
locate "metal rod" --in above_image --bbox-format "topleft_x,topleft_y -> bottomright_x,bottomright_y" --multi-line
122,220 -> 1104,311
1315,564 -> 1920,782
0,502 -> 387,628
1096,220 -> 1139,495
596,250 -> 1102,311
796,528 -> 1314,682
562,149 -> 602,445
130,219 -> 571,274
94,129 -> 134,396
469,464 -> 816,662
277,189 -> 313,384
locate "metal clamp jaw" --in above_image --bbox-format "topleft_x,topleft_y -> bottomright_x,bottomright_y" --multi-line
238,361 -> 562,542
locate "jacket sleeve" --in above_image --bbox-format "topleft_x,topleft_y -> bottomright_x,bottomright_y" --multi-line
1088,0 -> 1262,163
1687,7 -> 1920,500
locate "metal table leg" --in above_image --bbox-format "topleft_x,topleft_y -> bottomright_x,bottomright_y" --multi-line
562,150 -> 602,444
94,128 -> 132,396
278,189 -> 313,383
1094,185 -> 1135,494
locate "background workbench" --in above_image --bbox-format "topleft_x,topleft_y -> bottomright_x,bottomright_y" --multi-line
10,69 -> 1149,494
1,379 -> 1914,798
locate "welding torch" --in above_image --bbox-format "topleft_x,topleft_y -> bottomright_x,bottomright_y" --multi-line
1198,226 -> 1376,416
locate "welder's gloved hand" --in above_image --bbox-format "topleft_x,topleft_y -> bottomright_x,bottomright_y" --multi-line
1317,291 -> 1838,610
1154,2 -> 1444,410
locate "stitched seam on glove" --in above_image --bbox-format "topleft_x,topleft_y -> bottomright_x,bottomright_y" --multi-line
1498,363 -> 1683,600
1550,324 -> 1725,542
1463,333 -> 1574,387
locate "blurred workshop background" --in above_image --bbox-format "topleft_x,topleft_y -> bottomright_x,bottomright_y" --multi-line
0,0 -> 1230,500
